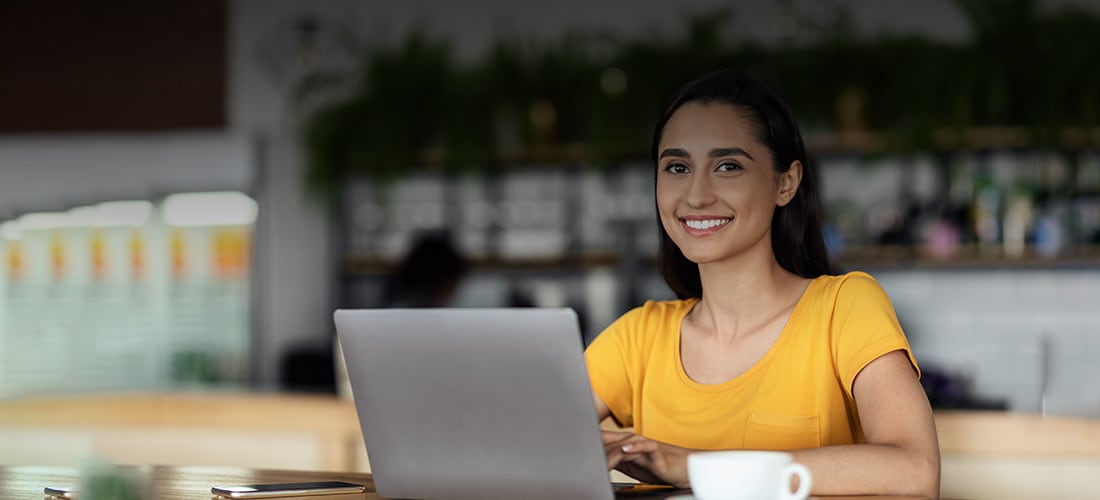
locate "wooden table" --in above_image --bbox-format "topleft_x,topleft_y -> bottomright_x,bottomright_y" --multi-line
11,395 -> 1096,499
0,393 -> 367,473
5,393 -> 1097,499
0,465 -> 938,499
0,465 -> 375,499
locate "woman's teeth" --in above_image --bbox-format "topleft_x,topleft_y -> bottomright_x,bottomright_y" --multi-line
685,218 -> 730,230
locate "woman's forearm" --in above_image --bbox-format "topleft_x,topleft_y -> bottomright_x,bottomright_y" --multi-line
790,443 -> 940,498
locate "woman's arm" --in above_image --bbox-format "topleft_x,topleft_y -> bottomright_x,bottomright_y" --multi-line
790,349 -> 940,497
593,392 -> 611,421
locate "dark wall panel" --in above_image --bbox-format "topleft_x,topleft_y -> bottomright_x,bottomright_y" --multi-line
0,0 -> 226,132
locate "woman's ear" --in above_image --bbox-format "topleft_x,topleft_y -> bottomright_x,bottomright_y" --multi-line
776,161 -> 803,207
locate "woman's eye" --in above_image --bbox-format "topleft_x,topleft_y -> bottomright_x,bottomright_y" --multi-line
716,162 -> 742,172
664,163 -> 690,174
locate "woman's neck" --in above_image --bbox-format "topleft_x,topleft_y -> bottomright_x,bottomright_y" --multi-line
691,249 -> 807,341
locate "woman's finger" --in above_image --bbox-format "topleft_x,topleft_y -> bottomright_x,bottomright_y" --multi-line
605,449 -> 640,470
605,435 -> 652,468
618,438 -> 658,455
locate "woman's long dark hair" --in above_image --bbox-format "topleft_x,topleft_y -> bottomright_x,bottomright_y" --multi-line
653,70 -> 837,299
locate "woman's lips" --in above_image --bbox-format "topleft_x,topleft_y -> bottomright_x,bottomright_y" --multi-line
680,216 -> 731,236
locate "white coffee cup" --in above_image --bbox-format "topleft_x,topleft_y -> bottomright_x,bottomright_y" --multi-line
687,450 -> 812,500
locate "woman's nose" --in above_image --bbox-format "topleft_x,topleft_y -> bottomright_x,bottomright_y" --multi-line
686,173 -> 715,208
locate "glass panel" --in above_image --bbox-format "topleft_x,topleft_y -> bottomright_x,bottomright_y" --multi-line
0,193 -> 254,398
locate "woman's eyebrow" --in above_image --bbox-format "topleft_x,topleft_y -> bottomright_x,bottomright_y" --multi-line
709,147 -> 754,160
658,148 -> 689,159
657,147 -> 755,160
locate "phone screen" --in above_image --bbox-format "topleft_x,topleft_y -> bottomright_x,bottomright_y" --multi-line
211,481 -> 365,498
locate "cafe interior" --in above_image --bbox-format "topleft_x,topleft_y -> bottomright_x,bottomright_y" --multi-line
2,0 -> 1099,498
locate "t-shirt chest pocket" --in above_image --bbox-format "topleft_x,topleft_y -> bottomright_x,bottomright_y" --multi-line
744,411 -> 821,450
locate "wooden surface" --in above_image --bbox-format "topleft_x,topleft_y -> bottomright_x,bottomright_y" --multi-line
5,394 -> 1100,498
0,392 -> 359,432
935,410 -> 1100,457
0,465 -> 375,499
0,393 -> 367,472
6,393 -> 1099,459
0,465 -> 936,499
933,411 -> 1100,499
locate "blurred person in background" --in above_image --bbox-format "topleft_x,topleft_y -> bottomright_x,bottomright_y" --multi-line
334,230 -> 468,397
585,70 -> 940,497
380,231 -> 468,308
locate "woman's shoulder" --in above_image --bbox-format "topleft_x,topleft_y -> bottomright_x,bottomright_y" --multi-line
809,270 -> 893,309
810,271 -> 889,302
813,270 -> 881,290
593,298 -> 694,349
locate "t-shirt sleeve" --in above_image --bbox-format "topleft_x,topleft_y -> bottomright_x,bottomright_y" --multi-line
830,272 -> 920,399
584,307 -> 643,427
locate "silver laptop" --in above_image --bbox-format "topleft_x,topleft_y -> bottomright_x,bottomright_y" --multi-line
334,308 -> 617,500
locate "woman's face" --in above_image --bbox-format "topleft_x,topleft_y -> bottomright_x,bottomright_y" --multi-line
656,101 -> 799,265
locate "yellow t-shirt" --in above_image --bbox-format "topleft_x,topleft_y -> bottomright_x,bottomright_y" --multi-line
584,271 -> 918,451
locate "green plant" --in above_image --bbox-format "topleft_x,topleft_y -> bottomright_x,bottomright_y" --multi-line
299,2 -> 1100,197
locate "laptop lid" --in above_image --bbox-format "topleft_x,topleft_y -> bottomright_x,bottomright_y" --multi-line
334,308 -> 616,500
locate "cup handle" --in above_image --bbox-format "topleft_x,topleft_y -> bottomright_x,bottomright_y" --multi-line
780,462 -> 813,500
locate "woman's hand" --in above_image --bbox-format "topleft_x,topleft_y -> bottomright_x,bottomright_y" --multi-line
601,430 -> 694,488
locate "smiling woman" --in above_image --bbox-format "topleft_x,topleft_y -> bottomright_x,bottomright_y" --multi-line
584,70 -> 941,498
656,102 -> 797,269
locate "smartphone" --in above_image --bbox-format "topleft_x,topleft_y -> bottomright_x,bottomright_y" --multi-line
43,486 -> 76,499
613,483 -> 691,499
211,481 -> 365,498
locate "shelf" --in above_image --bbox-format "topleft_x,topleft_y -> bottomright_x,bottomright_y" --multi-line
342,251 -> 624,276
806,126 -> 1100,156
835,244 -> 1100,270
344,244 -> 1100,276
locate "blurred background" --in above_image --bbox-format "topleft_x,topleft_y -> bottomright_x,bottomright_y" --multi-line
2,0 -> 1100,427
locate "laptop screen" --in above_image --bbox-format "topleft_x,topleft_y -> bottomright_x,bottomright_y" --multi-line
335,308 -> 617,500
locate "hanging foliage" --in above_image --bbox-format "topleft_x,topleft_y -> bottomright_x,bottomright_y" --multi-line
300,1 -> 1100,196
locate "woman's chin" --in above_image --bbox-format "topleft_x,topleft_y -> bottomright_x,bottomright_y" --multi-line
679,251 -> 724,265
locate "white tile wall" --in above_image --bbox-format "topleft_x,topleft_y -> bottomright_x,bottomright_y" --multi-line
872,268 -> 1100,412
